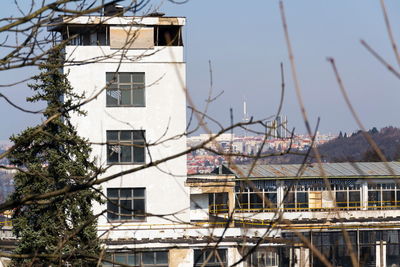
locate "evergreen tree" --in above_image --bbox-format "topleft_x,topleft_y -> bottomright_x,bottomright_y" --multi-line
370,127 -> 379,134
8,50 -> 102,266
362,148 -> 384,162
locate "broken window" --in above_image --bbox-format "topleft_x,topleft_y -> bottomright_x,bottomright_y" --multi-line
194,249 -> 227,267
107,188 -> 145,221
235,192 -> 249,210
248,248 -> 279,267
65,26 -> 109,46
154,25 -> 182,46
107,130 -> 145,164
64,24 -> 183,47
106,72 -> 145,107
208,193 -> 228,214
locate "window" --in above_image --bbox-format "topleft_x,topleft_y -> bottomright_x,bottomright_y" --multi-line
235,187 -> 277,212
283,187 -> 308,211
154,25 -> 183,46
209,193 -> 228,214
103,251 -> 168,267
336,191 -> 347,208
248,248 -> 279,267
250,192 -> 263,209
349,191 -> 361,207
107,130 -> 145,164
107,188 -> 145,221
66,26 -> 109,46
297,192 -> 309,209
106,72 -> 145,107
334,185 -> 361,210
368,184 -> 397,209
194,249 -> 227,267
142,251 -> 168,266
235,192 -> 249,210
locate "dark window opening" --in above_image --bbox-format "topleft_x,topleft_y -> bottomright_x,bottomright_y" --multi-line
65,26 -> 109,46
106,188 -> 145,221
106,72 -> 145,107
194,249 -> 227,267
247,248 -> 279,267
154,26 -> 182,46
209,193 -> 228,214
107,130 -> 145,164
102,251 -> 167,266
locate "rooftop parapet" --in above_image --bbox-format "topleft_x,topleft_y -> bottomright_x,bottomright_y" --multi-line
48,15 -> 185,30
47,15 -> 185,48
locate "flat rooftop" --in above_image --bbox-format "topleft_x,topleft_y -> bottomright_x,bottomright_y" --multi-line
224,162 -> 400,179
48,15 -> 185,31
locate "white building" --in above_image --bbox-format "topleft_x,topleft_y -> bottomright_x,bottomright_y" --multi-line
45,4 -> 400,267
48,5 -> 255,267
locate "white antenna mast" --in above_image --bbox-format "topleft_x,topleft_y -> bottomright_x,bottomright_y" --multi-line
242,97 -> 250,139
243,98 -> 250,123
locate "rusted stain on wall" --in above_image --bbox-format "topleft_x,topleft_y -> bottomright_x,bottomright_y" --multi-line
169,249 -> 191,267
159,17 -> 179,25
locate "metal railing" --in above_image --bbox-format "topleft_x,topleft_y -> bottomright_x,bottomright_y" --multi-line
209,201 -> 400,214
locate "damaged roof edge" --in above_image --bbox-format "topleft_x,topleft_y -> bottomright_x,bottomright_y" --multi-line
47,15 -> 185,31
222,162 -> 400,179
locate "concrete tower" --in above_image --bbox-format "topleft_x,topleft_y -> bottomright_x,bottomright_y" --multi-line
48,5 -> 190,257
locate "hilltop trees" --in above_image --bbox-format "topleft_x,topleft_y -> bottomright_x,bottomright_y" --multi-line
7,50 -> 102,266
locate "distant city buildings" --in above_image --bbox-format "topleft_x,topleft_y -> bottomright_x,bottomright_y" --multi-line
187,131 -> 336,174
266,115 -> 288,139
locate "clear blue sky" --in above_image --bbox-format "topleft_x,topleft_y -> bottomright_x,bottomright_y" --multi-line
1,0 -> 400,140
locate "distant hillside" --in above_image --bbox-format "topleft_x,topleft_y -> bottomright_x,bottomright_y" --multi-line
257,127 -> 400,164
0,171 -> 13,203
318,126 -> 400,162
0,149 -> 8,165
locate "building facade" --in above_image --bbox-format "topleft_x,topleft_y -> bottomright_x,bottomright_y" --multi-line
44,6 -> 400,267
192,162 -> 400,267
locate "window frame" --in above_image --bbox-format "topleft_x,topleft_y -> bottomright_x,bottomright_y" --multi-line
106,130 -> 146,165
235,187 -> 277,213
334,185 -> 361,210
283,186 -> 309,211
103,251 -> 168,267
107,188 -> 146,222
368,183 -> 398,210
193,249 -> 227,267
106,72 -> 145,107
248,248 -> 279,267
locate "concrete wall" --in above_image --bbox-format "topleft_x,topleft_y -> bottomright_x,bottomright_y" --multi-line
234,209 -> 400,222
227,247 -> 245,267
64,25 -> 189,238
169,249 -> 192,267
65,46 -> 184,64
